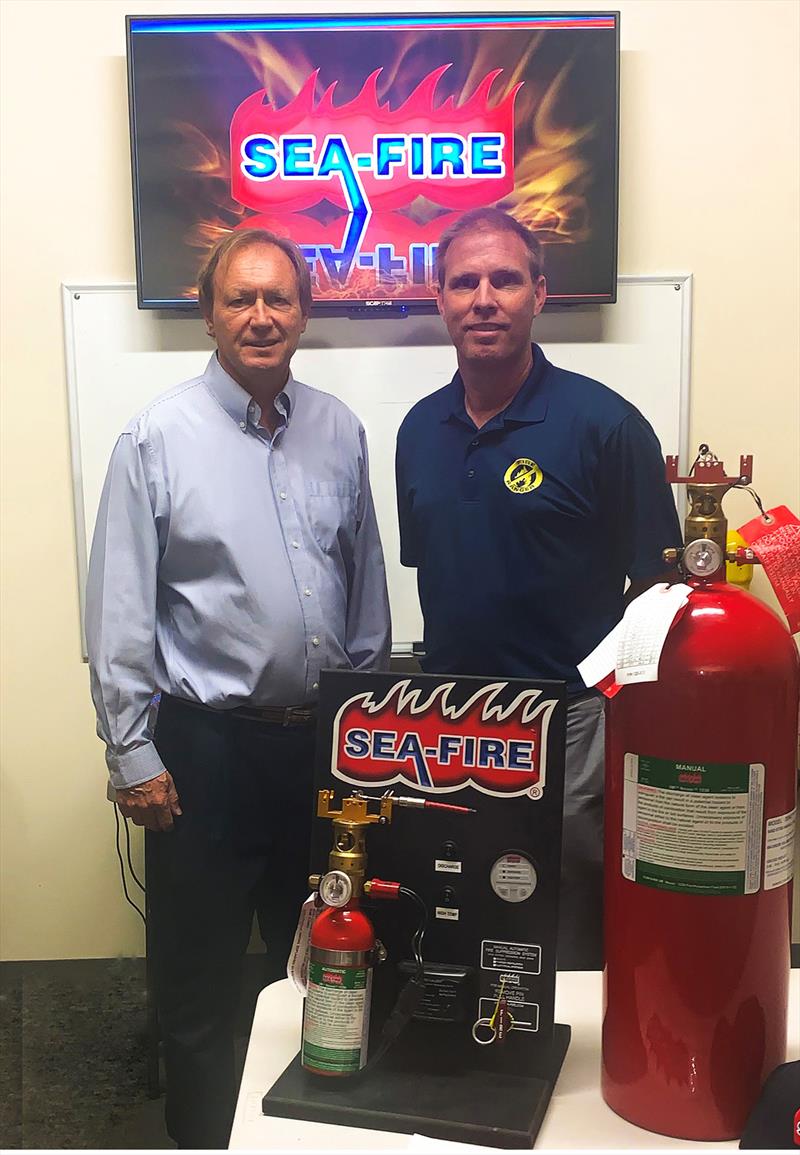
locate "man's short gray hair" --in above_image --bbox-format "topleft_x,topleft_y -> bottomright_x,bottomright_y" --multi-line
435,208 -> 545,288
197,228 -> 313,316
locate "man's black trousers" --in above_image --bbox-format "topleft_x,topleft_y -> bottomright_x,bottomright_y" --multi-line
146,694 -> 316,1149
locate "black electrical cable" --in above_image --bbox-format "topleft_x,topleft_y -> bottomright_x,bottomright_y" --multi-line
362,886 -> 429,1071
689,449 -> 773,526
687,443 -> 715,477
399,886 -> 427,977
122,810 -> 146,893
732,484 -> 771,522
113,803 -> 146,924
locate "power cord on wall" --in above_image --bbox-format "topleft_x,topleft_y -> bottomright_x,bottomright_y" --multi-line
113,803 -> 146,924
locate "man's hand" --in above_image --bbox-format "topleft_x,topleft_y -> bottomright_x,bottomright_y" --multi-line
116,770 -> 182,832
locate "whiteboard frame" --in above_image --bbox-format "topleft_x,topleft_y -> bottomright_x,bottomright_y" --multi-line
62,274 -> 692,660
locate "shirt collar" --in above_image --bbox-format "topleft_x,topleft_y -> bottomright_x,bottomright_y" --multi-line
441,344 -> 551,427
203,353 -> 295,429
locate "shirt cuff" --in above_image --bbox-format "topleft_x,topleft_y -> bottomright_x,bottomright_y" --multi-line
106,742 -> 167,792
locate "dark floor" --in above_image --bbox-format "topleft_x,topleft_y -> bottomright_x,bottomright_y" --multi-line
0,956 -> 265,1150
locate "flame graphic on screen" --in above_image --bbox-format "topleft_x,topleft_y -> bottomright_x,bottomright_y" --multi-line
241,63 -> 518,126
508,59 -> 594,240
331,679 -> 557,797
216,29 -> 316,105
170,122 -> 249,257
167,30 -> 600,296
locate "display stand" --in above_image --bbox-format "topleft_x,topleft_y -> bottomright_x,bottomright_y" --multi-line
262,669 -> 571,1147
262,1023 -> 570,1148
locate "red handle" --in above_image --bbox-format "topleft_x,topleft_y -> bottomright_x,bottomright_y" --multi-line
366,878 -> 401,899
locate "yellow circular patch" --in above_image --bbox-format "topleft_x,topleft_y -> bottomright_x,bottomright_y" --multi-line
504,458 -> 543,494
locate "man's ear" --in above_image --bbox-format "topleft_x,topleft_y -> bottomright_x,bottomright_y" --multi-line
533,275 -> 548,317
435,283 -> 445,319
202,309 -> 215,339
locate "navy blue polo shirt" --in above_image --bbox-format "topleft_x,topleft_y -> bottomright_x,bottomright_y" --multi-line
395,345 -> 682,694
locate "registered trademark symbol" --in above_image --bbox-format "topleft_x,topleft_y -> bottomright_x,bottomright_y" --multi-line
528,785 -> 542,799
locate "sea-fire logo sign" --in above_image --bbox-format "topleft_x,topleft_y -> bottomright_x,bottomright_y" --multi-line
331,679 -> 556,799
229,66 -> 521,289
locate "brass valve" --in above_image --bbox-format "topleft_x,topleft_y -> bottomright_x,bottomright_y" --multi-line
663,446 -> 753,580
311,789 -> 474,901
317,789 -> 396,826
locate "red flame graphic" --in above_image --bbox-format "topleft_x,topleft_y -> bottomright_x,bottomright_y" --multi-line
230,65 -> 520,214
331,680 -> 556,798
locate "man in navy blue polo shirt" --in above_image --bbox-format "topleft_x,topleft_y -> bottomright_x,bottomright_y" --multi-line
396,207 -> 681,969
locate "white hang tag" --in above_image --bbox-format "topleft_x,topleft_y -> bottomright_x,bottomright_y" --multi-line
615,582 -> 692,684
577,619 -> 625,690
578,583 -> 692,692
287,892 -> 320,995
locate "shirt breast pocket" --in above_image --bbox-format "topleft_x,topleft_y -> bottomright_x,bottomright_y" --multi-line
306,479 -> 358,554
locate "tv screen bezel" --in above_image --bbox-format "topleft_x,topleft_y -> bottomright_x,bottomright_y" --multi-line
125,10 -> 621,316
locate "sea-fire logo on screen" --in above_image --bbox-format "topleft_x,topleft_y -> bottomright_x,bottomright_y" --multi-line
229,66 -> 521,290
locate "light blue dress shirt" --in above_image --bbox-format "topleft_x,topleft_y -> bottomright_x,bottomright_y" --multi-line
87,354 -> 391,791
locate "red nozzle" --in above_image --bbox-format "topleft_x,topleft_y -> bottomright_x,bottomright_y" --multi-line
423,800 -> 476,814
390,794 -> 476,814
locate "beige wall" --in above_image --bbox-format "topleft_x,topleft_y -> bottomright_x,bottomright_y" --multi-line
1,0 -> 798,961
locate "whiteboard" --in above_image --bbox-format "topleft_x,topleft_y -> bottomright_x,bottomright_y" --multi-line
63,276 -> 691,656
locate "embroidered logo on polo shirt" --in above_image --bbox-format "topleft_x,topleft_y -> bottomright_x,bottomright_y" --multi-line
504,458 -> 543,494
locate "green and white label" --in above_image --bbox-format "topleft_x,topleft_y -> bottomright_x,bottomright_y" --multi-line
302,963 -> 371,1074
622,754 -> 764,895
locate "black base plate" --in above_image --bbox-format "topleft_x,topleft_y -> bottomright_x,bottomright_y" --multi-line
262,1023 -> 570,1148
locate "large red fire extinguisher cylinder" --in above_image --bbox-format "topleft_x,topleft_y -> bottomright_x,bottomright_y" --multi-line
603,579 -> 799,1140
301,902 -> 375,1077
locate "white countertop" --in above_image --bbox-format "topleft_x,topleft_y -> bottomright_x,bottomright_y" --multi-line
230,969 -> 799,1151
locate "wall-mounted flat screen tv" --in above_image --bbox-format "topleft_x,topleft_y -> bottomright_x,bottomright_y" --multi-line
127,12 -> 620,313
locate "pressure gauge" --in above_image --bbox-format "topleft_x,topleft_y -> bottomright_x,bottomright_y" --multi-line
683,538 -> 723,577
490,852 -> 537,903
319,869 -> 353,908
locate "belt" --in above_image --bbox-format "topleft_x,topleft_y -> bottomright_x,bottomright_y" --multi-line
162,693 -> 317,728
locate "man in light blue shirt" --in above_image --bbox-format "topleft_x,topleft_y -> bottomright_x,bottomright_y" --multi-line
87,229 -> 390,1147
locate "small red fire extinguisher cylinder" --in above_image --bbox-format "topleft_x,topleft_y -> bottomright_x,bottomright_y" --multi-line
301,903 -> 375,1077
603,580 -> 799,1140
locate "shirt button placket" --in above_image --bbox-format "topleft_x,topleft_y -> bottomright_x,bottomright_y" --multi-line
271,450 -> 311,685
464,438 -> 480,500
270,450 -> 325,696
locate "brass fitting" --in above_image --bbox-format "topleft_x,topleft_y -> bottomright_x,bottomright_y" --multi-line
664,447 -> 753,579
315,790 -> 397,899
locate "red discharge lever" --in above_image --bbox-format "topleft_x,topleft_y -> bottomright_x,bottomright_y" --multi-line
364,879 -> 402,899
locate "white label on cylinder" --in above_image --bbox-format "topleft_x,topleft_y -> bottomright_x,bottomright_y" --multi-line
764,807 -> 796,890
622,754 -> 764,895
302,963 -> 371,1074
